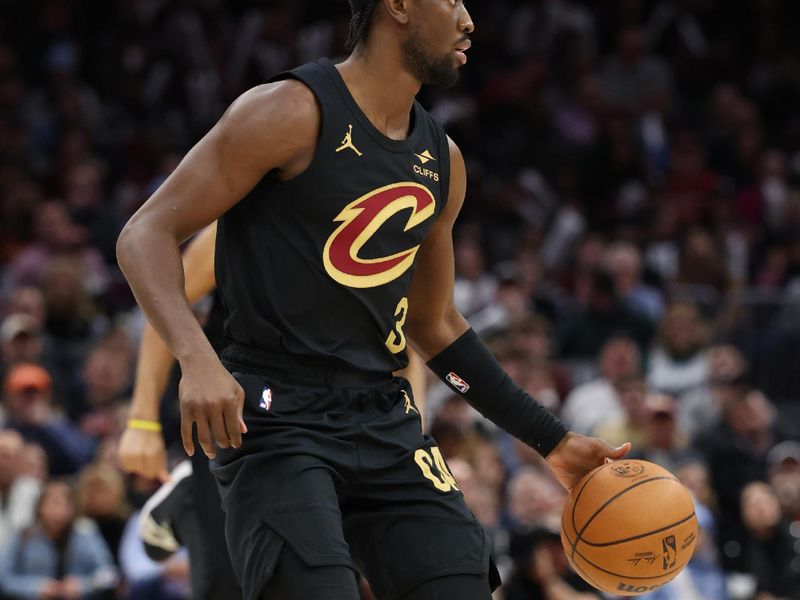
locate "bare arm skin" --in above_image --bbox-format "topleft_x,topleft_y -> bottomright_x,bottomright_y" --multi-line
405,138 -> 629,490
117,81 -> 320,459
118,223 -> 218,480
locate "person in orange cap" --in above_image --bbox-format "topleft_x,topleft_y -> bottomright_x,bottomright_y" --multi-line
2,363 -> 93,476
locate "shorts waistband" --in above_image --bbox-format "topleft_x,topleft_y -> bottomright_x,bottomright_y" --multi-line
221,344 -> 395,387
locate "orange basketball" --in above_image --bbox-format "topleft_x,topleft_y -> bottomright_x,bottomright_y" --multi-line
560,460 -> 698,596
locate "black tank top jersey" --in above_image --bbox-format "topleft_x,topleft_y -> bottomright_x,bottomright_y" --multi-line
215,58 -> 451,373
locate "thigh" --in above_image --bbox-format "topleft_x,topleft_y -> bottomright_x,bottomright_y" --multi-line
344,437 -> 500,600
213,458 -> 355,600
398,574 -> 493,600
260,542 -> 359,600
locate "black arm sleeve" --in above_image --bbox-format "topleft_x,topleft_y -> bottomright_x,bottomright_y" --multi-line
426,328 -> 568,457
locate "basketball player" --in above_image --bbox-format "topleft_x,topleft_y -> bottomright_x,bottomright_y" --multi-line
118,222 -> 428,597
116,1 -> 630,598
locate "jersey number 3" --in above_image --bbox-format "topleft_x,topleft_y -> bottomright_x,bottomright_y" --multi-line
385,297 -> 408,354
415,447 -> 460,493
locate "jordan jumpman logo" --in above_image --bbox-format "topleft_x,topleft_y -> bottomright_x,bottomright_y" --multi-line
335,124 -> 363,157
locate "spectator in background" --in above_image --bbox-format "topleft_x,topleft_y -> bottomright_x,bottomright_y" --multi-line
678,344 -> 748,441
557,269 -> 653,358
468,440 -> 507,500
0,479 -> 117,600
20,441 -> 48,483
505,468 -> 564,532
628,393 -> 692,474
3,201 -> 109,298
676,228 -> 730,302
740,481 -> 800,600
0,313 -> 43,370
77,463 -> 131,566
504,527 -> 599,600
41,256 -> 104,344
6,286 -> 48,330
469,263 -> 533,336
766,441 -> 800,522
604,242 -> 664,322
507,316 -> 572,404
561,335 -> 640,436
63,160 -> 121,264
647,302 -> 710,402
676,458 -> 719,517
0,429 -> 41,553
696,389 -> 786,572
453,232 -> 496,319
601,27 -> 672,115
76,343 -> 131,439
594,373 -> 648,449
2,363 -> 94,475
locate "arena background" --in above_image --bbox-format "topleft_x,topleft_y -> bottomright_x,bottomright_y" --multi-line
1,1 -> 799,599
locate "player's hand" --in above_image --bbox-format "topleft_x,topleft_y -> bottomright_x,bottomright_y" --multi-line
546,432 -> 631,491
118,427 -> 169,482
178,358 -> 247,459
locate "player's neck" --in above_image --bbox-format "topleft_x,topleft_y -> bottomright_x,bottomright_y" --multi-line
337,48 -> 420,142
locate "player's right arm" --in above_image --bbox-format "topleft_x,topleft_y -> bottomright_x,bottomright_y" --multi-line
118,223 -> 218,480
116,81 -> 319,459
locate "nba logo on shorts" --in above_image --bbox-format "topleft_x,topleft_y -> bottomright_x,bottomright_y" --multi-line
446,372 -> 470,393
260,387 -> 273,411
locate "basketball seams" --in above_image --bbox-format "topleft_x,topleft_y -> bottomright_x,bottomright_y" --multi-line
568,464 -> 608,561
569,476 -> 676,561
561,526 -> 610,592
579,512 -> 696,547
570,464 -> 606,543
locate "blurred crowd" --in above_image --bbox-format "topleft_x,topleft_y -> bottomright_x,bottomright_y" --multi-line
1,0 -> 800,599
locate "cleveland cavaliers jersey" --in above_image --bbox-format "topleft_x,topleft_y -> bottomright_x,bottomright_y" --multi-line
215,58 -> 450,373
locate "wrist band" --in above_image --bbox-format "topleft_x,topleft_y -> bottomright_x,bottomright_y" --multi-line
127,419 -> 163,433
427,328 -> 568,457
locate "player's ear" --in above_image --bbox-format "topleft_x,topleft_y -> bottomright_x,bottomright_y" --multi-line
382,0 -> 410,25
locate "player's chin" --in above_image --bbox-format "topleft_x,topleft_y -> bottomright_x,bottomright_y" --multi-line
435,66 -> 461,88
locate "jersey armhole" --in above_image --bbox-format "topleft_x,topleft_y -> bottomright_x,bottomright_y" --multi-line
266,67 -> 329,184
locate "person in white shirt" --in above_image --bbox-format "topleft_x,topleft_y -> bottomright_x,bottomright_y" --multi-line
561,335 -> 640,435
0,429 -> 41,553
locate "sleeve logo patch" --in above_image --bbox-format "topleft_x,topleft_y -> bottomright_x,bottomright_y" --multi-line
446,372 -> 470,393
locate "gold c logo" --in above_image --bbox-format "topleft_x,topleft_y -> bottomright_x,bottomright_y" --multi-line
323,183 -> 435,288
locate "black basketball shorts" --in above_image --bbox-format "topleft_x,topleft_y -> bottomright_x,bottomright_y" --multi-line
210,350 -> 500,600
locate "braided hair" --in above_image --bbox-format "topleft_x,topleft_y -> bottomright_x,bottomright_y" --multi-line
345,1 -> 379,52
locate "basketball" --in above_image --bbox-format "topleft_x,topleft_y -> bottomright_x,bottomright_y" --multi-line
560,460 -> 698,596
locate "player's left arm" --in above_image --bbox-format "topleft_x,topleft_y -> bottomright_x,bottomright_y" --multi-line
405,137 -> 629,490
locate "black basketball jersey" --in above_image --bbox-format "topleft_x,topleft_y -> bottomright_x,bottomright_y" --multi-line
215,58 -> 450,373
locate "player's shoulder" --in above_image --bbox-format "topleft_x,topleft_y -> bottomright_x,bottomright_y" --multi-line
221,80 -> 319,139
446,135 -> 465,174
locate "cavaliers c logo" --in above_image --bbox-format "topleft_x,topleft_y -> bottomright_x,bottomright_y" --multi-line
323,183 -> 435,288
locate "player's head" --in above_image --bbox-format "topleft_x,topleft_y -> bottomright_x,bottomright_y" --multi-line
347,0 -> 474,88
